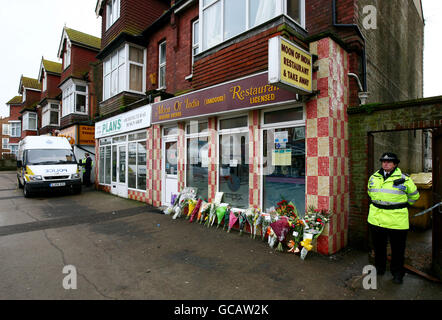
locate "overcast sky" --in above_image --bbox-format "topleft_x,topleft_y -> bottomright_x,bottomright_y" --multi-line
0,0 -> 441,118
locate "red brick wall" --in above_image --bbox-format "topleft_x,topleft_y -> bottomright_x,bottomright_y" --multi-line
60,44 -> 99,84
306,0 -> 356,35
45,73 -> 61,100
101,0 -> 169,49
146,6 -> 198,94
9,104 -> 22,121
25,90 -> 41,108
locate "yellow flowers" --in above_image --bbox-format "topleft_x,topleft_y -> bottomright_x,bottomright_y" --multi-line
300,238 -> 313,251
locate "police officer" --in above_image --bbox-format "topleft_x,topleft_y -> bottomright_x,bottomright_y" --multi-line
80,153 -> 93,187
367,152 -> 420,284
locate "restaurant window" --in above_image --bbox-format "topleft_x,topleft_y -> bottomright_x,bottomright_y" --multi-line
186,121 -> 209,201
200,0 -> 305,51
262,107 -> 305,215
218,116 -> 249,208
128,131 -> 147,191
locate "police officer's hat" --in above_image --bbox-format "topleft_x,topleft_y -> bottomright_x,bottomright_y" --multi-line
379,152 -> 400,164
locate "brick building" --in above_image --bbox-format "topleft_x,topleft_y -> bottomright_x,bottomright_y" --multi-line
93,0 -> 424,254
18,76 -> 41,139
3,96 -> 23,158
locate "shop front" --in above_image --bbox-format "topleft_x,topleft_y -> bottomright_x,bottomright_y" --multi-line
95,105 -> 151,201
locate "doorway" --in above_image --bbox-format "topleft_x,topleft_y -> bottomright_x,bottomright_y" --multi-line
111,143 -> 128,198
162,127 -> 178,206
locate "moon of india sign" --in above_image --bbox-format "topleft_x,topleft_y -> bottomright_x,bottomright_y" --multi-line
151,72 -> 298,123
268,36 -> 313,94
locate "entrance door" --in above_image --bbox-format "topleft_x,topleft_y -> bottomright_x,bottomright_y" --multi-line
432,127 -> 442,279
111,144 -> 128,198
163,139 -> 178,206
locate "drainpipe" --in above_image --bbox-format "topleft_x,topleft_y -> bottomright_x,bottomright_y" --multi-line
332,0 -> 369,104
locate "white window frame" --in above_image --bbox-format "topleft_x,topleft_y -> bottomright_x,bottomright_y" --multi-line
106,0 -> 121,30
22,112 -> 37,131
2,138 -> 9,150
9,121 -> 21,138
199,0 -> 305,52
158,41 -> 166,89
61,79 -> 88,117
63,39 -> 71,70
9,144 -> 19,157
184,120 -> 209,188
42,71 -> 47,92
192,20 -> 200,66
2,123 -> 10,136
102,43 -> 146,101
42,103 -> 60,127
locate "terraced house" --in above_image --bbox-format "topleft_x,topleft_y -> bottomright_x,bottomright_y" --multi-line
92,0 -> 426,255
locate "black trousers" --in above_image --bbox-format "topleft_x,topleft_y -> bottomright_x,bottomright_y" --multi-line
369,224 -> 408,278
83,170 -> 91,186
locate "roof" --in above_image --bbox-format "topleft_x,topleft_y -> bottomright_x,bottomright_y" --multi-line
57,27 -> 101,58
65,27 -> 101,49
19,76 -> 41,93
6,96 -> 22,105
42,59 -> 62,75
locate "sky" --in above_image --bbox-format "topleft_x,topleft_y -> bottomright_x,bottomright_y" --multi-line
0,0 -> 441,118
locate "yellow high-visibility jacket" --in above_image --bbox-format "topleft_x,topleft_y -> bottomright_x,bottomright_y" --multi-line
367,167 -> 420,230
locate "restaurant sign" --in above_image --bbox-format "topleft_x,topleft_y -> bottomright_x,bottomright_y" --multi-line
151,72 -> 297,123
95,104 -> 152,139
268,36 -> 313,94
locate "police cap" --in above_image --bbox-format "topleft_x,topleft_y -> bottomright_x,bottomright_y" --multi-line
379,152 -> 400,164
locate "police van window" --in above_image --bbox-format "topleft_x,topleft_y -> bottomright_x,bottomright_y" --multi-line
26,149 -> 77,165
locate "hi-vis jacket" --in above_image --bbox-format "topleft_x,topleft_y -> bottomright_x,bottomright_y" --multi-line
367,168 -> 420,230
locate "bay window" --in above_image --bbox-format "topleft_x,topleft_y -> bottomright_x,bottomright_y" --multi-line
61,80 -> 88,117
200,0 -> 305,51
103,44 -> 146,101
42,103 -> 60,127
23,112 -> 37,131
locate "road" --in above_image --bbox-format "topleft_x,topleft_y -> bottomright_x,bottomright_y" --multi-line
0,171 -> 440,301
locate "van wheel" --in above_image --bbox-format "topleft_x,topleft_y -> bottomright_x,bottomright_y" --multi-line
17,177 -> 23,189
23,183 -> 32,198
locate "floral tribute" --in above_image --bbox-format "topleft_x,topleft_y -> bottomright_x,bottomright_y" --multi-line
165,189 -> 330,260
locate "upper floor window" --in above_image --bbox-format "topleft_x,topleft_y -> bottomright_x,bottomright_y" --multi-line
2,123 -> 10,136
158,41 -> 166,89
200,0 -> 305,51
192,20 -> 200,66
63,41 -> 71,69
61,80 -> 88,117
42,103 -> 60,127
103,44 -> 146,101
10,122 -> 21,137
106,0 -> 120,30
2,138 -> 8,150
42,72 -> 47,92
23,112 -> 37,131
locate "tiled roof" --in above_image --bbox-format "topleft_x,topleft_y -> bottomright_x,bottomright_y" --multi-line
42,59 -> 62,74
6,96 -> 22,105
21,76 -> 41,90
65,27 -> 101,50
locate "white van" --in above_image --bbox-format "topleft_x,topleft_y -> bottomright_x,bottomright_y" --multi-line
17,136 -> 82,197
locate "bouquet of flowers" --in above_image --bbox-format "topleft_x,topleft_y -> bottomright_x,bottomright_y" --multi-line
172,198 -> 188,219
244,208 -> 256,238
275,199 -> 298,221
259,213 -> 272,241
252,209 -> 262,239
206,203 -> 217,227
227,210 -> 239,233
270,216 -> 290,252
198,201 -> 211,224
186,199 -> 197,219
238,210 -> 247,236
189,198 -> 203,223
223,207 -> 231,230
287,218 -> 304,254
216,204 -> 228,228
302,206 -> 331,239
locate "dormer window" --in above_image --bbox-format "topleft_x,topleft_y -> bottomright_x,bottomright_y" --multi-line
106,0 -> 120,30
63,40 -> 71,70
42,71 -> 47,92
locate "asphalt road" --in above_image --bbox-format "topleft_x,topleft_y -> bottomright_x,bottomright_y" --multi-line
0,171 -> 440,302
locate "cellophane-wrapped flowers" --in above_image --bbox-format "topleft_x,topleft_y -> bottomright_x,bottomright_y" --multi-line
228,210 -> 239,233
216,204 -> 228,228
270,216 -> 290,252
189,198 -> 202,223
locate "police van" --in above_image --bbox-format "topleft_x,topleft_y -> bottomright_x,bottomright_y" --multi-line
17,136 -> 82,197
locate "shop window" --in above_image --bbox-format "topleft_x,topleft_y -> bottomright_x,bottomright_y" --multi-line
186,121 -> 209,201
219,116 -> 249,208
262,126 -> 305,215
137,141 -> 147,190
99,145 -> 112,185
264,107 -> 303,124
200,0 -> 305,51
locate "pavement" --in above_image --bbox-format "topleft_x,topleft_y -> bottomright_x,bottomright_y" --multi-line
0,170 -> 440,301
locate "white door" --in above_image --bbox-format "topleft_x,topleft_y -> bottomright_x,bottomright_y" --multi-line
163,139 -> 178,206
111,144 -> 128,198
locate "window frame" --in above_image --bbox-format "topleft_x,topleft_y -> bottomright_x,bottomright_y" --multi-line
158,41 -> 167,89
2,123 -> 10,136
199,0 -> 305,52
22,112 -> 37,131
106,0 -> 120,30
2,138 -> 9,150
9,121 -> 21,138
63,40 -> 71,70
102,43 -> 146,101
61,79 -> 88,117
42,103 -> 60,127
